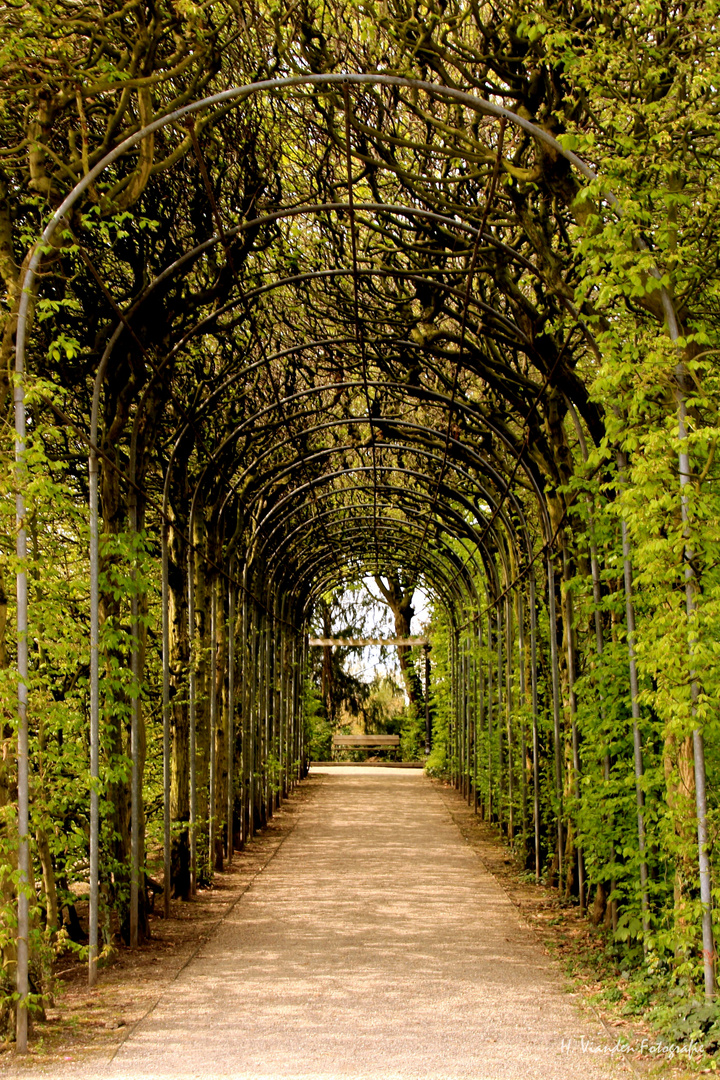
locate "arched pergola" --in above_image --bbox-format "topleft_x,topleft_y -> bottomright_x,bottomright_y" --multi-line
10,71 -> 712,1051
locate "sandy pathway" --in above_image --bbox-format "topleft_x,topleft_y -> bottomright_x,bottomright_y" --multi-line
76,766 -> 622,1080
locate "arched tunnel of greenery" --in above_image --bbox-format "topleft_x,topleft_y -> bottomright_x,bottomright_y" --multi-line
3,0 -> 720,1050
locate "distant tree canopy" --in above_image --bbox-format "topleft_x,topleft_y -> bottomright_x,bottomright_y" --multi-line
308,585 -> 410,750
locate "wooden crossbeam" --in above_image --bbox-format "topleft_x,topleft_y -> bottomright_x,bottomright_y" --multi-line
308,637 -> 429,647
332,734 -> 401,746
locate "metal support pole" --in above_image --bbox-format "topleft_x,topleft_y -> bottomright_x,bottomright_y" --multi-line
259,610 -> 266,820
209,579 -> 217,875
562,537 -> 585,912
14,371 -> 29,1049
568,398 -> 614,923
161,521 -> 171,917
529,571 -> 541,882
263,609 -> 271,821
227,575 -> 235,865
460,641 -> 467,798
658,290 -> 716,997
424,645 -> 431,755
249,602 -> 258,834
517,589 -> 528,858
589,510 -> 617,929
266,604 -> 273,816
284,627 -> 292,793
465,641 -> 472,804
289,619 -> 296,790
281,603 -> 290,798
505,594 -> 514,840
88,447 -> 100,983
486,609 -> 493,821
620,512 -> 650,934
299,633 -> 308,777
547,551 -> 564,886
472,636 -> 479,814
459,639 -> 464,794
451,632 -> 459,788
257,608 -> 265,825
240,568 -> 249,845
477,619 -> 485,818
292,633 -> 299,784
188,545 -> 197,895
677,396 -> 716,997
297,631 -> 305,781
496,603 -> 504,832
288,627 -> 296,792
129,503 -> 140,949
276,598 -> 284,805
693,724 -> 714,996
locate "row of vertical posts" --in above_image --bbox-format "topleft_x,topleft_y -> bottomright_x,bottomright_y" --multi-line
85,539 -> 308,998
184,572 -> 307,895
445,547 -> 604,907
446,559 -> 559,892
446,527 -> 700,950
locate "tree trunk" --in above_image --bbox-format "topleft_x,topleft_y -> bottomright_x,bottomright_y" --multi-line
373,573 -> 425,711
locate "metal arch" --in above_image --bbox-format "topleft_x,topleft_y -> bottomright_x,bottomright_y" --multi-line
191,375 -> 551,532
152,375 -> 544,869
79,221 -> 570,526
81,191 -> 560,774
219,412 -> 516,488
275,518 -> 481,606
15,76 -> 601,324
231,446 -> 531,575
227,444 -> 537,600
291,415 -> 545,586
119,333 -> 552,520
90,343 -> 548,911
203,392 -> 543,566
296,540 -> 473,623
215,417 -> 524,525
215,415 -> 544,595
254,482 -> 507,572
279,527 -> 465,599
63,197 -> 560,449
281,510 -> 478,594
141,340 -> 556,551
251,445 -> 503,528
183,265 -> 534,352
88,369 -> 551,985
80,189 -> 555,825
248,463 -> 494,564
255,489 -> 491,638
81,202 -> 546,419
261,498 -> 491,591
251,471 -> 521,597
85,73 -> 708,989
275,521 -> 479,601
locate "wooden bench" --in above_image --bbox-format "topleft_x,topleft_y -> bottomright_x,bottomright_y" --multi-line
332,734 -> 400,754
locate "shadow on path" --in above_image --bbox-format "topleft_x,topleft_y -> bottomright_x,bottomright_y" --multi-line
31,768 -> 627,1080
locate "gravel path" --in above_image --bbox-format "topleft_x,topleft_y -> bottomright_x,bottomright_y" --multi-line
64,768 -> 627,1079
